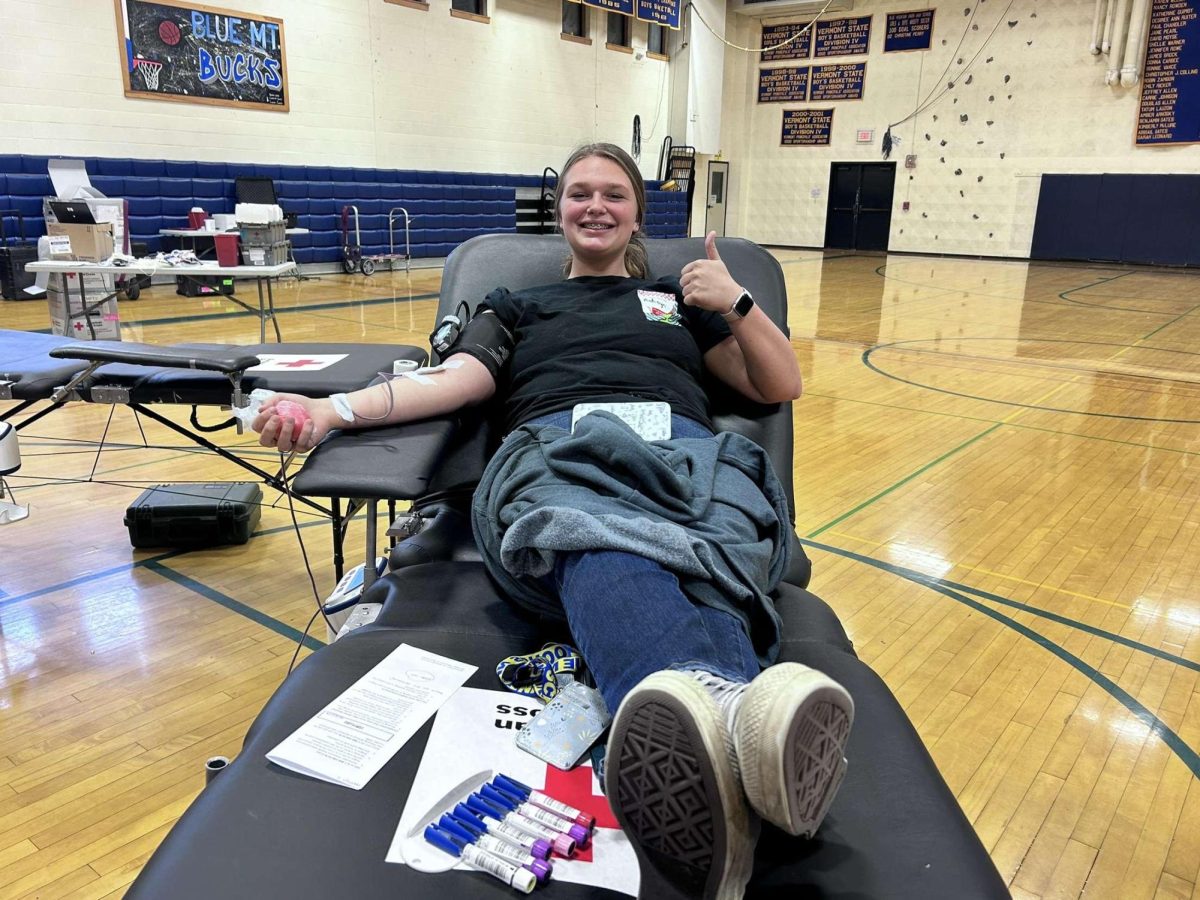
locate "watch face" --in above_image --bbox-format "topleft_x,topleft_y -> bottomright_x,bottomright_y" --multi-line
733,291 -> 755,318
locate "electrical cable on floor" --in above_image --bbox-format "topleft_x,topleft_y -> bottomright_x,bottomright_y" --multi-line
277,444 -> 336,676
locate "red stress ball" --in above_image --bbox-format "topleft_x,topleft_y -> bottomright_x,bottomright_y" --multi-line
274,400 -> 311,430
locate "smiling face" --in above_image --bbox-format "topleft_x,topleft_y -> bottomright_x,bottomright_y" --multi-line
557,154 -> 642,278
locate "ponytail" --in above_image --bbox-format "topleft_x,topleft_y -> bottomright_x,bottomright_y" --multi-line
624,233 -> 649,279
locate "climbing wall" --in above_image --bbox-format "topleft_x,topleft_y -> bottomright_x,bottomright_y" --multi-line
723,0 -> 1199,257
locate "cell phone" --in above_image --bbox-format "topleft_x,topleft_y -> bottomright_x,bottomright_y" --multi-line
515,681 -> 610,770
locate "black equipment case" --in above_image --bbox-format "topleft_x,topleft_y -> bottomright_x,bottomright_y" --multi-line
175,274 -> 235,297
124,482 -> 262,549
0,209 -> 39,301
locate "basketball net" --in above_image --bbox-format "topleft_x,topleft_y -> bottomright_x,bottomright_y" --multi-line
135,59 -> 163,91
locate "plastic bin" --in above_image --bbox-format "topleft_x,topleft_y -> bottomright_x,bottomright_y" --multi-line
242,240 -> 291,266
239,222 -> 286,246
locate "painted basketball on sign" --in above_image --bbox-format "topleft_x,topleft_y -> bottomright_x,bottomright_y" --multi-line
158,19 -> 182,46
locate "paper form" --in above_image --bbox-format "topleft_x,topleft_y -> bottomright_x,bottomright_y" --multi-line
266,644 -> 476,790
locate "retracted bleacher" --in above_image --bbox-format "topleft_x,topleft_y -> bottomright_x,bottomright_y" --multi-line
0,155 -> 689,269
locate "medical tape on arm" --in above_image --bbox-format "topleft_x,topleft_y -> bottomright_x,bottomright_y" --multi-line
399,358 -> 465,385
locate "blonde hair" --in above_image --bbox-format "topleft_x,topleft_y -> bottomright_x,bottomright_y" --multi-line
554,143 -> 649,279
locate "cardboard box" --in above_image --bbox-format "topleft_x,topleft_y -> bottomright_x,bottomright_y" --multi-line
47,272 -> 120,340
47,223 -> 115,262
48,296 -> 121,340
48,272 -> 116,295
45,160 -> 128,253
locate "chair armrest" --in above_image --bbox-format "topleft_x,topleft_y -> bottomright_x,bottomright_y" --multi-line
290,417 -> 458,501
49,341 -> 260,375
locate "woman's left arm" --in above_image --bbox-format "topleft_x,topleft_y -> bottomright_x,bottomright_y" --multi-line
680,232 -> 803,404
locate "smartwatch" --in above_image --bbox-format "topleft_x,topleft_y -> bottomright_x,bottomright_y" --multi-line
723,289 -> 755,321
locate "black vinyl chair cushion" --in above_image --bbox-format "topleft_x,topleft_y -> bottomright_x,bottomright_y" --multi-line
129,565 -> 1005,899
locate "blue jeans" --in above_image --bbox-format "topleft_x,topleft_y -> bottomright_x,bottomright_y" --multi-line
554,549 -> 762,714
528,410 -> 762,713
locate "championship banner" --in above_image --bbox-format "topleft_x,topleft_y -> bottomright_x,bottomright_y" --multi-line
813,15 -> 872,57
578,0 -> 681,30
782,109 -> 833,146
809,61 -> 867,101
758,66 -> 810,103
761,22 -> 813,61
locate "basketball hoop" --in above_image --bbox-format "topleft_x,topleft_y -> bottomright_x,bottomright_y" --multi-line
135,58 -> 163,91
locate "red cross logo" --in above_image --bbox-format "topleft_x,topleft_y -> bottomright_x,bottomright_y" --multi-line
278,358 -> 324,368
73,321 -> 85,331
542,765 -> 619,863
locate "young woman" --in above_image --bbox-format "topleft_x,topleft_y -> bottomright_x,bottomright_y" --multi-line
254,143 -> 853,900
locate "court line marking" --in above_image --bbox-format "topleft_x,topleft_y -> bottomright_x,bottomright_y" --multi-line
862,345 -> 1200,391
861,340 -> 1200,424
1139,303 -> 1200,342
1059,271 -> 1200,315
0,520 -> 330,615
824,532 -> 1153,618
800,538 -> 1200,779
143,559 -> 324,651
823,527 -> 1188,627
872,261 -> 1136,307
805,423 -> 1002,538
801,392 -> 1200,458
0,549 -> 191,611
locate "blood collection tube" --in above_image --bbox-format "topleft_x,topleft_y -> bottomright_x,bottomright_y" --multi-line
423,824 -> 538,894
453,803 -> 552,861
465,792 -> 577,858
441,814 -> 553,884
494,773 -> 597,830
482,783 -> 591,849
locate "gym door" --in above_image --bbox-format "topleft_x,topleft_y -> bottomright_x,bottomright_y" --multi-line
824,163 -> 896,251
705,161 -> 729,237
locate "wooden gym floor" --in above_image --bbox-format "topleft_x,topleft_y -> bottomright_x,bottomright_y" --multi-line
0,249 -> 1198,899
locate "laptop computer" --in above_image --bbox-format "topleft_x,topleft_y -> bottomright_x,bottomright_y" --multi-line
49,200 -> 98,225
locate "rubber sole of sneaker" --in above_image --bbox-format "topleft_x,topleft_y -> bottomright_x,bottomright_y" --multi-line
606,672 -> 757,900
735,663 -> 854,838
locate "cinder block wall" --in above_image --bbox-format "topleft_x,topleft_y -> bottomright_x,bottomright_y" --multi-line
0,0 -> 671,179
721,0 -> 1199,258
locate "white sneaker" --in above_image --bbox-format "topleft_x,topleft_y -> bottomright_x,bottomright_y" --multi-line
725,663 -> 854,837
606,670 -> 758,900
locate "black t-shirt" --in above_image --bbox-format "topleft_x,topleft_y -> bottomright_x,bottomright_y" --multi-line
478,275 -> 732,433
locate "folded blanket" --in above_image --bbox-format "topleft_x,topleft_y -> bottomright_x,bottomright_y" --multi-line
471,411 -> 792,664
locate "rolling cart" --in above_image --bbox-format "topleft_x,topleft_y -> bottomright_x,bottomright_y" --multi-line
340,205 -> 411,276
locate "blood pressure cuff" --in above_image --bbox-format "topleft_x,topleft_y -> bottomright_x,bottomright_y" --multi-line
443,309 -> 514,380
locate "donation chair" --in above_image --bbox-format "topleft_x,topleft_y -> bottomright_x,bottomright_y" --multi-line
0,328 -> 426,575
127,235 -> 1009,899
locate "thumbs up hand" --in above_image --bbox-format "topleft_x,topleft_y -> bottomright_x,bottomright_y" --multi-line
704,230 -> 722,262
681,231 -> 743,314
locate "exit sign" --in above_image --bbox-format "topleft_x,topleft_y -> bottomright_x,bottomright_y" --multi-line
856,128 -> 874,143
